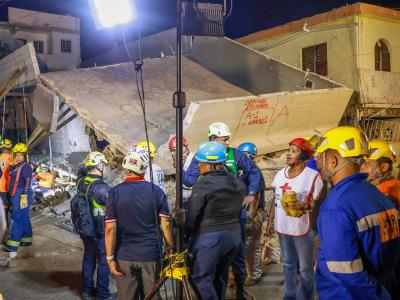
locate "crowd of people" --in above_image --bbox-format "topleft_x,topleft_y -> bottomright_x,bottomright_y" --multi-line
0,122 -> 400,300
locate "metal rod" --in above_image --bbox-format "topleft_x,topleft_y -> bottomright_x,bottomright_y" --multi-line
49,137 -> 53,172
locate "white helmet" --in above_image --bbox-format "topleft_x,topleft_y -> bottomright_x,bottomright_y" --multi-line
122,147 -> 149,174
208,122 -> 231,138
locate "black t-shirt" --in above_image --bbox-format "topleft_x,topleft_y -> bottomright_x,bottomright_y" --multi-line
188,169 -> 246,234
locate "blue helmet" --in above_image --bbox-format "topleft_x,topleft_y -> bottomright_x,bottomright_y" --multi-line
238,142 -> 257,159
196,142 -> 227,164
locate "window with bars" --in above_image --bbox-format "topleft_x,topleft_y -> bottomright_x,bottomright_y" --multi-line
302,43 -> 328,76
61,39 -> 72,53
375,40 -> 390,72
33,40 -> 44,54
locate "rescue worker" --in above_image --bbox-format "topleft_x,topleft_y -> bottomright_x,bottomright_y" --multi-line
168,135 -> 196,201
105,147 -> 172,300
238,142 -> 266,286
0,139 -> 13,228
271,138 -> 323,300
135,140 -> 165,192
3,143 -> 33,254
206,123 -> 261,297
189,141 -> 245,300
78,151 -> 111,300
315,126 -> 400,299
362,140 -> 400,209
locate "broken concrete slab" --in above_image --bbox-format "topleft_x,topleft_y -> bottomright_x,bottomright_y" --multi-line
0,43 -> 39,88
39,55 -> 252,156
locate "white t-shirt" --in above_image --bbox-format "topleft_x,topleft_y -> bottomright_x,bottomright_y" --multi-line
145,163 -> 165,192
271,166 -> 323,236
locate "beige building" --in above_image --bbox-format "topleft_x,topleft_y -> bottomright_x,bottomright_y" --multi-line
238,2 -> 400,141
0,7 -> 81,71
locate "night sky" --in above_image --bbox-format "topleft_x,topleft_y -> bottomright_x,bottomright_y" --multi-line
0,0 -> 399,60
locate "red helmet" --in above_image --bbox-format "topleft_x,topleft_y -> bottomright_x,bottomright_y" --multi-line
168,135 -> 188,151
289,138 -> 314,160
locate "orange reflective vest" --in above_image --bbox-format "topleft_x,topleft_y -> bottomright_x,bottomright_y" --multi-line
377,179 -> 400,209
0,152 -> 12,193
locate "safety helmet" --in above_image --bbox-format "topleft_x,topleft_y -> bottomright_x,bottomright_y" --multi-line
122,148 -> 149,174
304,135 -> 320,149
315,126 -> 369,158
12,143 -> 28,154
136,140 -> 157,158
84,151 -> 108,168
195,141 -> 227,164
208,122 -> 231,138
368,140 -> 395,162
168,135 -> 188,151
238,142 -> 257,159
0,139 -> 13,149
289,138 -> 314,160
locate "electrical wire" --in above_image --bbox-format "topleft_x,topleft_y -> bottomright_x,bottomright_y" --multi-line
121,24 -> 173,300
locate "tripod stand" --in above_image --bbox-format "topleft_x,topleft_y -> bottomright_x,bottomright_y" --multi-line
144,249 -> 198,300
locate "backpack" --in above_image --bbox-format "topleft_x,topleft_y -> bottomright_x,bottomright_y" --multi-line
70,178 -> 99,238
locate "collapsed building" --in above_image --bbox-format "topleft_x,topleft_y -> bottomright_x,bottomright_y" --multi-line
0,29 -> 353,173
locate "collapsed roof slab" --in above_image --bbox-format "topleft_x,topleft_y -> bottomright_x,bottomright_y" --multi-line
39,56 -> 252,157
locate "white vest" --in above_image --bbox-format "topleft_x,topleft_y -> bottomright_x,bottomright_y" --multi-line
145,163 -> 165,192
271,166 -> 323,236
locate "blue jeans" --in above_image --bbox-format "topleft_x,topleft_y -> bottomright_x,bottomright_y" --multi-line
82,236 -> 110,299
191,229 -> 241,300
5,189 -> 32,251
279,231 -> 314,300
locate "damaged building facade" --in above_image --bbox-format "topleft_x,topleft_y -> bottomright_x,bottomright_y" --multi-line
237,2 -> 400,144
0,7 -> 89,161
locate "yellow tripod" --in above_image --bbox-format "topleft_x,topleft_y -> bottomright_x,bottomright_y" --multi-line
144,250 -> 198,300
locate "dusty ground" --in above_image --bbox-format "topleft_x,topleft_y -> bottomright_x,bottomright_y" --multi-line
0,213 -> 283,300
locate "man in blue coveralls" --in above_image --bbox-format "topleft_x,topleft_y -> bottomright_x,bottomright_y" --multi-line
3,143 -> 33,254
315,126 -> 400,300
188,141 -> 245,300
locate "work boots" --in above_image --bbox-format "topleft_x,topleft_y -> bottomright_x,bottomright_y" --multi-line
236,281 -> 248,300
0,251 -> 16,271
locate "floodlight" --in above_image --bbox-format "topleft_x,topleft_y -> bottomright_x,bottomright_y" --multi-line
88,0 -> 137,29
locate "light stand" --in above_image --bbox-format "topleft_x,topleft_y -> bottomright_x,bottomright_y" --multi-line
173,0 -> 186,298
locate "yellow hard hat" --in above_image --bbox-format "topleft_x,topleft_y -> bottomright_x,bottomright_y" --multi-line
0,139 -> 13,149
12,143 -> 28,154
304,135 -> 320,149
316,126 -> 369,158
84,151 -> 108,167
368,140 -> 395,161
136,140 -> 157,158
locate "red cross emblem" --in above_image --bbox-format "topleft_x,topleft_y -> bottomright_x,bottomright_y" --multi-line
279,183 -> 292,193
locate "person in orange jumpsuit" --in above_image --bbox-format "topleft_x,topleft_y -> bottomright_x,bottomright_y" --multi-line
362,140 -> 400,209
0,139 -> 13,228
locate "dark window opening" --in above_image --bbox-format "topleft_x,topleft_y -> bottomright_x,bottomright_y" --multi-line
375,39 -> 390,72
302,43 -> 328,76
61,39 -> 72,53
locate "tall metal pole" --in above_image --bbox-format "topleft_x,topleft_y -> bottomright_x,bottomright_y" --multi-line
174,0 -> 186,299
